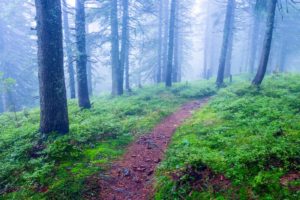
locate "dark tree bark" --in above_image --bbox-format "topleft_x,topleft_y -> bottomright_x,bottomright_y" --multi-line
35,0 -> 69,134
120,0 -> 129,93
224,28 -> 234,78
216,0 -> 235,87
156,0 -> 163,83
75,0 -> 91,108
165,0 -> 177,87
110,0 -> 121,96
252,0 -> 277,86
62,0 -> 76,99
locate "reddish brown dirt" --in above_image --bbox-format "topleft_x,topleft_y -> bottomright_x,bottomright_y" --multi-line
280,171 -> 300,191
92,99 -> 209,200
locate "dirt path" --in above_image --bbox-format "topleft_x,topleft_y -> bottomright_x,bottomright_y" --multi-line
92,98 -> 209,200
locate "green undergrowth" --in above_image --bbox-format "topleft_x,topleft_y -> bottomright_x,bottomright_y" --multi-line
155,74 -> 300,200
0,81 -> 215,200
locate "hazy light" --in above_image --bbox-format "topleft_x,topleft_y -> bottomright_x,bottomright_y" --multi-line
67,0 -> 75,7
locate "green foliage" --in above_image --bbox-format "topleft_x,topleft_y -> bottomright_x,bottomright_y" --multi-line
0,81 -> 215,199
155,74 -> 300,200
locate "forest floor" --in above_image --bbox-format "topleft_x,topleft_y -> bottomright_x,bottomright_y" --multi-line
0,81 -> 215,199
2,75 -> 300,200
86,99 -> 209,200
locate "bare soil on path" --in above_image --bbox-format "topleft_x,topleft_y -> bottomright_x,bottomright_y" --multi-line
88,98 -> 209,200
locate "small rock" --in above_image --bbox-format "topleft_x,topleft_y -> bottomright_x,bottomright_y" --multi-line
133,177 -> 141,183
136,167 -> 146,172
147,170 -> 154,176
122,168 -> 131,177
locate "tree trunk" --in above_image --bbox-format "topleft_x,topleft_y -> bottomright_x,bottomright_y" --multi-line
0,94 -> 3,113
173,15 -> 179,83
216,0 -> 235,87
225,1 -> 236,77
87,57 -> 93,96
1,68 -> 14,112
35,0 -> 69,134
125,47 -> 130,91
165,0 -> 177,87
177,36 -> 182,82
252,0 -> 277,86
120,0 -> 129,94
62,0 -> 76,99
278,39 -> 287,73
75,0 -> 91,108
110,0 -> 121,96
203,2 -> 211,79
86,25 -> 93,96
225,28 -> 234,78
162,0 -> 169,82
2,89 -> 12,112
248,12 -> 259,74
156,0 -> 163,83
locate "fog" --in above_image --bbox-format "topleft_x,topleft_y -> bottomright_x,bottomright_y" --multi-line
0,0 -> 300,112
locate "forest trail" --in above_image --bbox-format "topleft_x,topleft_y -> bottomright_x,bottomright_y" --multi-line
93,98 -> 209,200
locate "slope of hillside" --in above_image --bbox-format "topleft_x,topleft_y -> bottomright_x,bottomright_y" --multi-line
0,82 -> 215,199
155,74 -> 300,200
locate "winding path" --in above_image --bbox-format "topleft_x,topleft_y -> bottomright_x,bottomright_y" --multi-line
93,98 -> 209,200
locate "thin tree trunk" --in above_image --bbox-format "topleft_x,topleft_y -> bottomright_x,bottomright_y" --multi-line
156,0 -> 163,83
86,25 -> 93,96
203,2 -> 211,79
165,0 -> 177,87
162,0 -> 169,82
0,67 -> 14,112
248,12 -> 259,74
279,39 -> 287,73
173,15 -> 179,83
225,28 -> 234,78
120,0 -> 129,94
216,0 -> 235,87
75,0 -> 91,108
2,90 -> 12,112
125,47 -> 130,91
177,36 -> 182,82
252,0 -> 277,86
0,94 -> 3,113
110,0 -> 121,96
62,0 -> 76,99
35,0 -> 69,134
87,58 -> 93,96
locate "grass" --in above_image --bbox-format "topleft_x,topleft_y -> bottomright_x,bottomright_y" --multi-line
0,81 -> 215,200
155,74 -> 300,200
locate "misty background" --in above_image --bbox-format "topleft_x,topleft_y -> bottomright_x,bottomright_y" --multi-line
0,0 -> 299,112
